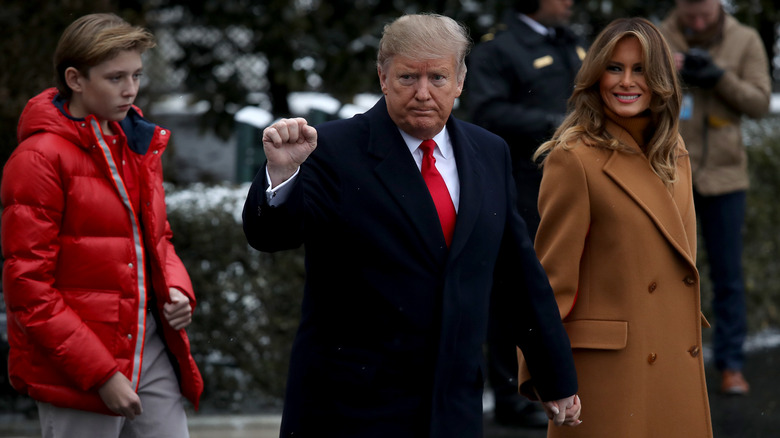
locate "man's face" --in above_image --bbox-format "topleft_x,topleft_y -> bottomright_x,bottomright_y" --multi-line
67,49 -> 143,126
677,0 -> 721,33
378,55 -> 463,140
534,0 -> 574,28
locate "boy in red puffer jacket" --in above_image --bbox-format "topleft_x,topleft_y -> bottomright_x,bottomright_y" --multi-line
1,13 -> 202,437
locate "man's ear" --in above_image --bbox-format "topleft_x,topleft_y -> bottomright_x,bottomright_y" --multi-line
64,67 -> 85,93
377,65 -> 388,95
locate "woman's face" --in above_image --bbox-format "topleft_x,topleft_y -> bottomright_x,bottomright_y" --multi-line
599,37 -> 651,118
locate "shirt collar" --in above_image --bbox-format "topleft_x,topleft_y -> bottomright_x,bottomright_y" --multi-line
519,13 -> 553,36
400,127 -> 452,159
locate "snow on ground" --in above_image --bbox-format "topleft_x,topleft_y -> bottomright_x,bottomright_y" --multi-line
165,182 -> 252,223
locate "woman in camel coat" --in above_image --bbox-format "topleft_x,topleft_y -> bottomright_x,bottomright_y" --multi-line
517,18 -> 712,437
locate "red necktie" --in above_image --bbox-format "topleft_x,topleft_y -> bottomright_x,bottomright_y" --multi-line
419,139 -> 456,247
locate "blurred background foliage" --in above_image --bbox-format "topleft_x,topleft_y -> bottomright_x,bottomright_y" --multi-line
1,0 -> 777,164
162,185 -> 305,411
737,119 -> 780,332
0,0 -> 778,411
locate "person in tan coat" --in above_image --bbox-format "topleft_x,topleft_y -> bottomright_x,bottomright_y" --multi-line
517,18 -> 713,437
659,0 -> 772,395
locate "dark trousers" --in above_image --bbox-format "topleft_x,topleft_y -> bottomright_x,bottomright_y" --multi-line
694,189 -> 748,371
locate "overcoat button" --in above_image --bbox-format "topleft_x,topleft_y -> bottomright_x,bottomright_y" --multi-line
647,353 -> 657,364
683,276 -> 696,286
648,282 -> 657,293
127,333 -> 133,339
688,346 -> 700,357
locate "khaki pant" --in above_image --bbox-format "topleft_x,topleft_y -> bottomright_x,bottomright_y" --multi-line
37,313 -> 189,438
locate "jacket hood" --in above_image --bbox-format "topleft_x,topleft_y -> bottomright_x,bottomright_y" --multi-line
17,88 -> 82,146
17,87 -> 161,156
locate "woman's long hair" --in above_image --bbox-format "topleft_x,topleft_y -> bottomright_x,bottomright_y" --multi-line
534,17 -> 683,184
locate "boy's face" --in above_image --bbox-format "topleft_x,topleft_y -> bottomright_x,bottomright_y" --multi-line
67,50 -> 143,127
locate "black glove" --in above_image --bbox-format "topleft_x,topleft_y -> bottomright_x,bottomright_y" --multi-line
681,48 -> 724,88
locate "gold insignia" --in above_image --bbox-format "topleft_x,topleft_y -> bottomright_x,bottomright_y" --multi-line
576,46 -> 586,61
533,55 -> 553,69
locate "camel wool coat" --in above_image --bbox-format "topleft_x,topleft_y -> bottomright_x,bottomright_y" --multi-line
518,119 -> 713,437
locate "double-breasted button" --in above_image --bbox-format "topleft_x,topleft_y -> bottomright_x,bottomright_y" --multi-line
688,346 -> 700,357
683,276 -> 696,286
648,282 -> 657,293
647,353 -> 657,364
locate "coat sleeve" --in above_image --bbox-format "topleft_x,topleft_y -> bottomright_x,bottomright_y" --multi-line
517,144 -> 590,398
162,219 -> 196,305
1,146 -> 119,391
242,128 -> 342,253
535,145 -> 592,318
714,28 -> 771,119
492,142 -> 578,402
242,163 -> 306,253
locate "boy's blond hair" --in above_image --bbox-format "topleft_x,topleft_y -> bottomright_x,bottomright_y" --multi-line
54,13 -> 155,99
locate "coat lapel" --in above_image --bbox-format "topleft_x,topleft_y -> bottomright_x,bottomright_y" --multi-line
364,99 -> 485,261
601,122 -> 696,267
366,99 -> 448,259
446,118 -> 484,259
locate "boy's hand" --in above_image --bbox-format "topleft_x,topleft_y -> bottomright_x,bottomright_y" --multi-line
98,372 -> 143,419
163,288 -> 192,330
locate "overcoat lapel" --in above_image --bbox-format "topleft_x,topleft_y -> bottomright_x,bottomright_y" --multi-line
366,99 -> 448,260
602,123 -> 695,267
446,118 -> 484,260
364,99 -> 484,262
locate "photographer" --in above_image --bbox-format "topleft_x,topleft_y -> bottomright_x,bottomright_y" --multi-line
659,0 -> 771,395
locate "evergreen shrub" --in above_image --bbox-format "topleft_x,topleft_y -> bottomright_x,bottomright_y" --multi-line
165,183 -> 303,412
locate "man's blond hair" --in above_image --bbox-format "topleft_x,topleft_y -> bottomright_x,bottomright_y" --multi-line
377,13 -> 471,83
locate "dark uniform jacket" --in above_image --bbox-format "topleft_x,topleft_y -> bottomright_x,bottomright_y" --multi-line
467,11 -> 585,235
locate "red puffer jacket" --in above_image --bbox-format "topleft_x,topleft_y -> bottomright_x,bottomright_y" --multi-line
1,88 -> 202,414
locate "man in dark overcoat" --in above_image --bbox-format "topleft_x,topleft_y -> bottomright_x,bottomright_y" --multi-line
243,13 -> 581,438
